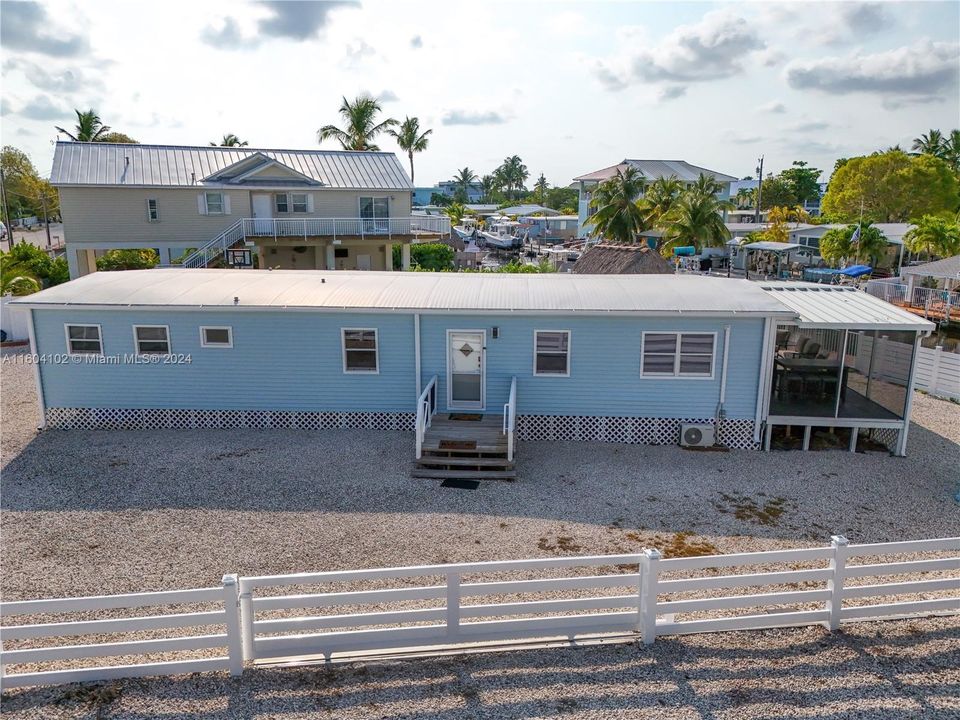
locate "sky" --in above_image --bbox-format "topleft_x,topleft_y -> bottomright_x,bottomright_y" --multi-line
1,0 -> 958,188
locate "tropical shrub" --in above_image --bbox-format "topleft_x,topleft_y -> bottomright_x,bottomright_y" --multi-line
95,249 -> 160,271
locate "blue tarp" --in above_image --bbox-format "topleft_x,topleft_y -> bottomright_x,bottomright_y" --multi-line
802,268 -> 839,283
673,246 -> 696,256
838,265 -> 873,277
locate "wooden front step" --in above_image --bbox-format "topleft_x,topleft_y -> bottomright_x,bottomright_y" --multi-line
415,414 -> 516,481
418,456 -> 514,468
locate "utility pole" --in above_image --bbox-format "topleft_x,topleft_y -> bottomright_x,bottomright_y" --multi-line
0,162 -> 10,248
40,193 -> 52,249
754,155 -> 764,224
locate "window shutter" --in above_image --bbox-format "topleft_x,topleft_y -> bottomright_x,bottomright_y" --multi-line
197,194 -> 207,215
146,199 -> 152,220
223,195 -> 232,215
306,193 -> 314,213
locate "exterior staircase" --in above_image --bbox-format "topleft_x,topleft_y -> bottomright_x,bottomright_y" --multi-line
413,415 -> 516,481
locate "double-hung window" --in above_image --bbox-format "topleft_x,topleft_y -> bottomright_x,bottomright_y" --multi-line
533,330 -> 570,376
342,329 -> 378,373
65,324 -> 102,355
146,198 -> 160,222
204,192 -> 224,215
291,193 -> 308,213
275,193 -> 289,213
641,332 -> 715,378
134,325 -> 171,355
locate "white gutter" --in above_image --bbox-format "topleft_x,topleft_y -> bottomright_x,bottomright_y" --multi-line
414,313 -> 421,398
717,324 -> 731,422
753,317 -> 775,444
27,309 -> 46,430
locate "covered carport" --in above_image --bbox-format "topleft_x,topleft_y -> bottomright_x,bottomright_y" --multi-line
758,283 -> 934,456
742,241 -> 802,280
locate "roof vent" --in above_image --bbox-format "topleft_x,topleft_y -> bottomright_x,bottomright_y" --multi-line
124,156 -> 129,167
190,172 -> 196,185
234,296 -> 239,305
321,278 -> 326,283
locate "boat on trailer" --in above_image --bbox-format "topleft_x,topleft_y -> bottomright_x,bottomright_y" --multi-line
478,220 -> 523,250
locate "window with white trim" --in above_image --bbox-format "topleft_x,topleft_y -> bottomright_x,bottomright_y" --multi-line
204,192 -> 224,214
274,193 -> 289,213
342,329 -> 378,373
146,198 -> 159,222
534,330 -> 570,376
65,324 -> 102,354
200,326 -> 232,348
291,193 -> 308,213
641,332 -> 715,377
134,325 -> 170,355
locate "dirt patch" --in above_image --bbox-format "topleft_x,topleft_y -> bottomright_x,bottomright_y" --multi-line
649,531 -> 719,558
538,534 -> 583,553
714,492 -> 794,526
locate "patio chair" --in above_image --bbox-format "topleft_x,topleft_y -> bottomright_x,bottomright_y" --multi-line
800,341 -> 821,359
794,336 -> 810,355
776,330 -> 790,350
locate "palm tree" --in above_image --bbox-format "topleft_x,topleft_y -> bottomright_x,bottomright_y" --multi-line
0,251 -> 42,295
318,96 -> 398,151
689,173 -> 724,197
904,215 -> 960,260
497,156 -> 529,199
734,187 -> 755,209
55,109 -> 111,142
211,134 -> 248,147
444,202 -> 466,227
643,176 -> 684,225
819,223 -> 888,267
588,166 -> 647,243
533,174 -> 548,205
452,167 -> 477,200
480,174 -> 498,202
911,129 -> 945,158
659,189 -> 734,254
387,116 -> 432,184
942,129 -> 960,173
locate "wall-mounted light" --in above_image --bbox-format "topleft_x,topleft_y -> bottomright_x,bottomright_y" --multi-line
491,327 -> 500,339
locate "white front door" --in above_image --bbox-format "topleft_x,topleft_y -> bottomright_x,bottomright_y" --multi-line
448,330 -> 485,410
251,194 -> 273,234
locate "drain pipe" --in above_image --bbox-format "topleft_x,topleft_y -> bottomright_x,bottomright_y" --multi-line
716,324 -> 731,434
414,313 -> 421,398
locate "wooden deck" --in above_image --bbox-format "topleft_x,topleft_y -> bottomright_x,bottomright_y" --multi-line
414,415 -> 516,481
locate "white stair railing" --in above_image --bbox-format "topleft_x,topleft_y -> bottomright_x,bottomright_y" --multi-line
415,375 -> 438,459
502,376 -> 517,462
181,219 -> 245,269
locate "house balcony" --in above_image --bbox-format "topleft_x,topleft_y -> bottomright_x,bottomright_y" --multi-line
241,216 -> 450,241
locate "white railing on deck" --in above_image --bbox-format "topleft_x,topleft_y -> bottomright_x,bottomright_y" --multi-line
502,376 -> 517,462
415,375 -> 438,459
1,537 -> 956,688
865,281 -> 959,321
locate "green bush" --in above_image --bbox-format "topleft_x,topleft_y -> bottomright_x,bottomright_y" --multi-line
96,249 -> 160,271
4,240 -> 69,286
393,243 -> 454,271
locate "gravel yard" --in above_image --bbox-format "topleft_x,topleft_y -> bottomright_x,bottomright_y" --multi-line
1,348 -> 958,718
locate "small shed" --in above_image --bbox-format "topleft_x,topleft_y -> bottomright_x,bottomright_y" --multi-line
572,244 -> 673,275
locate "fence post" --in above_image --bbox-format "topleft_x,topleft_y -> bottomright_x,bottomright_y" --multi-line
640,549 -> 661,645
446,571 -> 460,641
222,574 -> 244,677
930,346 -> 943,396
827,536 -> 849,631
239,579 -> 255,662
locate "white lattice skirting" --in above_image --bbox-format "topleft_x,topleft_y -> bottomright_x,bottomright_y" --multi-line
45,408 -> 416,431
517,416 -> 759,449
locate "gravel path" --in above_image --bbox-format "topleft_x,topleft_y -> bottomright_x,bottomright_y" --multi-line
2,348 -> 958,718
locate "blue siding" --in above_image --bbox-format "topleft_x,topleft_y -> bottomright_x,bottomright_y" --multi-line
421,315 -> 764,419
33,309 -> 765,419
35,310 -> 415,411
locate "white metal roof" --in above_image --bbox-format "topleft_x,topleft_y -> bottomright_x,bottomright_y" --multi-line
759,282 -> 934,331
49,142 -> 412,190
15,269 -> 793,317
743,242 -> 801,252
900,255 -> 960,280
574,159 -> 737,183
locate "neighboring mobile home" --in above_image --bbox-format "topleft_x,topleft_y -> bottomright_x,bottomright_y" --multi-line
50,142 -> 450,278
13,271 -> 931,456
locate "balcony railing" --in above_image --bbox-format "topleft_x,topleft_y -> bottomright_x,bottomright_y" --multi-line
242,216 -> 450,240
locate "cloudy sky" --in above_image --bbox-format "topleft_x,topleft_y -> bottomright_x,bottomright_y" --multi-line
1,0 -> 958,187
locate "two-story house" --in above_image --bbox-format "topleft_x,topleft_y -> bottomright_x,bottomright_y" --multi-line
573,159 -> 738,238
50,142 -> 450,278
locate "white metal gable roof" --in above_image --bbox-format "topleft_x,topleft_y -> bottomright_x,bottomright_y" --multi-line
759,283 -> 934,332
49,142 -> 413,190
900,255 -> 960,280
16,270 -> 794,317
574,160 -> 737,183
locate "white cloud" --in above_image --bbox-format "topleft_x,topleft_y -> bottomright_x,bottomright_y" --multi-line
441,110 -> 508,126
757,101 -> 786,114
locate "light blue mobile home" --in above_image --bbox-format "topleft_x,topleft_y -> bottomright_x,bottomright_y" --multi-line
13,271 -> 931,456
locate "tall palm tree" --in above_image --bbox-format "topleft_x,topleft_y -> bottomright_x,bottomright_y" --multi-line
387,116 -> 432,185
643,176 -> 684,225
497,156 -> 529,199
659,190 -> 734,254
452,167 -> 477,200
588,166 -> 647,243
911,129 -> 945,157
534,174 -> 548,205
55,109 -> 110,142
904,215 -> 960,260
688,173 -> 724,197
942,129 -> 960,173
318,96 -> 398,151
211,134 -> 248,147
480,174 -> 498,202
819,223 -> 888,267
734,187 -> 755,209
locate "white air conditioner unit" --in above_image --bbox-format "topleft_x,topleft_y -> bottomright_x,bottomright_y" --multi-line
680,423 -> 715,448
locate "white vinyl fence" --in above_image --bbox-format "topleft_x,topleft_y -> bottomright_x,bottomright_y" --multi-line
914,345 -> 960,400
1,538 -> 957,689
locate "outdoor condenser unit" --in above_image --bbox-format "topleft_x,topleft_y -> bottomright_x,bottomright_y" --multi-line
680,423 -> 715,448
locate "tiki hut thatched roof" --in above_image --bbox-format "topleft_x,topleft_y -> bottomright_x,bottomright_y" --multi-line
572,244 -> 674,275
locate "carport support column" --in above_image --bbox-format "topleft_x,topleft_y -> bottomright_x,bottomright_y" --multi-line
401,242 -> 411,271
66,246 -> 82,279
326,244 -> 336,270
158,247 -> 173,266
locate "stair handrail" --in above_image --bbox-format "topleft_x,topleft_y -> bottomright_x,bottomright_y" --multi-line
181,219 -> 246,269
502,376 -> 517,462
415,375 -> 438,460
